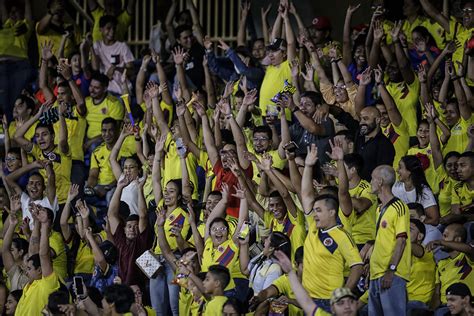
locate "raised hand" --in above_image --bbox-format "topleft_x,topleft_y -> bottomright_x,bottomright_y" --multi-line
118,174 -> 132,188
259,153 -> 273,171
290,59 -> 299,77
347,3 -> 361,15
217,39 -> 230,51
390,20 -> 402,41
359,66 -> 372,86
57,59 -> 72,80
261,3 -> 272,18
326,139 -> 344,161
443,41 -> 460,55
141,55 -> 152,68
301,62 -> 314,81
305,144 -> 318,166
41,40 -> 54,60
456,61 -> 465,77
222,80 -> 235,99
328,45 -> 339,60
9,194 -> 21,214
67,184 -> 80,202
242,89 -> 258,107
145,81 -> 160,99
374,65 -> 383,84
172,46 -> 186,65
241,1 -> 251,17
193,101 -> 206,117
155,134 -> 167,153
373,20 -> 384,42
274,250 -> 293,273
417,63 -> 427,82
445,60 -> 455,78
231,184 -> 246,200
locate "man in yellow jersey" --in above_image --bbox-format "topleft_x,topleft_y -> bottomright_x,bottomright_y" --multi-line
15,206 -> 60,316
88,0 -> 135,42
84,73 -> 124,152
274,250 -> 358,316
426,223 -> 474,315
101,284 -> 136,315
368,165 -> 411,316
14,102 -> 72,215
258,2 -> 296,121
342,153 -> 378,248
452,152 -> 474,216
300,153 -> 363,314
407,219 -> 436,313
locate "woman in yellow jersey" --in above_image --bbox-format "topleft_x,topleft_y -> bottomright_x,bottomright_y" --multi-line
392,155 -> 440,226
438,152 -> 461,222
151,142 -> 190,316
5,289 -> 22,316
2,197 -> 29,291
201,183 -> 248,303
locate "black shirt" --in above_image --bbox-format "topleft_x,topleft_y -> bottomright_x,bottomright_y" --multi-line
355,130 -> 395,181
184,43 -> 205,89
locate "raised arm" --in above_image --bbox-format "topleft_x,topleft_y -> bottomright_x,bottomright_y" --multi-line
186,0 -> 204,45
60,184 -> 79,242
84,226 -> 109,273
137,177 -> 148,233
14,103 -> 48,153
237,1 -> 251,46
204,184 -> 229,241
109,124 -> 132,181
57,102 -> 70,154
225,102 -> 251,170
425,103 -> 444,169
107,175 -> 131,235
343,4 -> 361,66
195,102 -> 219,167
368,20 -> 384,69
355,67 -> 372,117
301,144 -> 318,214
147,81 -> 171,136
419,0 -> 450,32
328,140 -> 352,217
261,4 -> 272,44
39,212 -> 53,277
2,195 -> 21,272
391,21 -> 415,84
152,135 -> 166,205
375,66 -> 402,126
281,4 -> 296,62
448,61 -> 471,120
155,208 -> 179,271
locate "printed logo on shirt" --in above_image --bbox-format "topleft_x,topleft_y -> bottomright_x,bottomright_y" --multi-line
323,237 -> 334,247
456,257 -> 473,280
101,108 -> 107,114
381,220 -> 387,228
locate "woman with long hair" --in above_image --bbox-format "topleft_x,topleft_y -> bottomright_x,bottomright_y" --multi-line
392,155 -> 440,225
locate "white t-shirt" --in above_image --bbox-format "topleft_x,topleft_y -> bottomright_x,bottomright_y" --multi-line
21,192 -> 59,230
248,254 -> 282,295
391,182 -> 437,210
93,40 -> 134,94
120,180 -> 139,215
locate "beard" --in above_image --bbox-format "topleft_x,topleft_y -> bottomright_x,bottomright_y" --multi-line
359,121 -> 377,136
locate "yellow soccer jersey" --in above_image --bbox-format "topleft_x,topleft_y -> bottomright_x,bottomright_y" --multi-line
263,210 -> 306,258
259,60 -> 293,121
302,225 -> 362,299
85,94 -> 124,139
446,19 -> 472,67
72,239 -> 94,275
30,144 -> 71,204
350,180 -> 378,245
179,288 -> 194,316
162,133 -> 199,199
90,142 -> 135,186
203,295 -> 228,316
382,121 -> 410,170
0,19 -> 32,59
437,166 -> 458,218
53,105 -> 87,161
407,248 -> 436,304
451,182 -> 474,210
153,206 -> 190,254
436,253 -> 474,304
91,7 -> 131,42
443,116 -> 473,156
386,79 -> 420,137
272,274 -> 304,316
407,145 -> 438,194
370,198 -> 411,281
249,148 -> 286,185
36,23 -> 81,62
49,231 -> 68,281
9,120 -> 37,143
15,272 -> 60,316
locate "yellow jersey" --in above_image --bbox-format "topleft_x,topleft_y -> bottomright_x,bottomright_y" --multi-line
437,166 -> 458,218
91,8 -> 132,42
382,121 -> 410,169
30,144 -> 71,204
446,18 -> 473,67
203,295 -> 228,316
451,181 -> 474,210
9,120 -> 37,143
0,19 -> 32,59
85,94 -> 124,139
259,60 -> 293,121
52,105 -> 87,161
153,206 -> 190,254
407,248 -> 436,304
350,180 -> 378,245
386,79 -> 420,137
443,116 -> 473,156
36,22 -> 81,63
370,198 -> 411,281
272,274 -> 304,316
302,225 -> 362,299
90,142 -> 135,186
436,253 -> 474,304
248,148 -> 286,185
407,145 -> 438,194
15,272 -> 60,316
263,210 -> 306,258
50,231 -> 68,281
71,239 -> 95,275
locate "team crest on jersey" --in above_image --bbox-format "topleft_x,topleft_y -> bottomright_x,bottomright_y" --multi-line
217,246 -> 224,253
323,237 -> 334,247
47,152 -> 56,161
381,220 -> 387,228
168,214 -> 175,221
101,108 -> 107,114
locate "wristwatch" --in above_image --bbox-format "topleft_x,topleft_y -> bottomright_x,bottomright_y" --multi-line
388,264 -> 397,272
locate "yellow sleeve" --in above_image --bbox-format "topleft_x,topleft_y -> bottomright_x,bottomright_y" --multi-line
110,99 -> 125,121
320,82 -> 336,105
271,275 -> 290,295
394,205 -> 409,237
90,149 -> 99,169
451,183 -> 461,205
338,232 -> 363,267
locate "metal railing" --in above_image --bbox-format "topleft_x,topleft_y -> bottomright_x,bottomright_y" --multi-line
72,0 -> 241,57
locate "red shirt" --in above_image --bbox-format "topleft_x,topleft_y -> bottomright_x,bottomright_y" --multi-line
213,160 -> 253,218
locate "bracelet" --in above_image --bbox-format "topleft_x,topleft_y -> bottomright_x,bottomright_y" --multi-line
225,114 -> 233,120
291,108 -> 299,114
331,58 -> 342,63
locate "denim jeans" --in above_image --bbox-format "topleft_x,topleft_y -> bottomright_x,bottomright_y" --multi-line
150,260 -> 179,316
369,275 -> 407,316
0,59 -> 32,121
407,300 -> 429,315
434,305 -> 449,316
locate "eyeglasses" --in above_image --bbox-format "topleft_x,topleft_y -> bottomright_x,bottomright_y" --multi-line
211,227 -> 228,233
253,137 -> 269,142
5,157 -> 18,162
462,8 -> 474,13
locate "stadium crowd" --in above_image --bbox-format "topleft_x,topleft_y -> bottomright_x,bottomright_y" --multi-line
0,0 -> 474,315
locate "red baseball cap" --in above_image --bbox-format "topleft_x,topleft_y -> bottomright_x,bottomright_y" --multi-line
312,16 -> 332,30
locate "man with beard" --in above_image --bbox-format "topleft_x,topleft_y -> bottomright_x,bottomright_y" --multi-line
452,152 -> 474,216
355,106 -> 395,181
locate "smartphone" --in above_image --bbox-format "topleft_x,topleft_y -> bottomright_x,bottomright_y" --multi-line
285,141 -> 299,153
238,221 -> 250,240
74,276 -> 84,296
176,138 -> 186,156
266,105 -> 279,117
